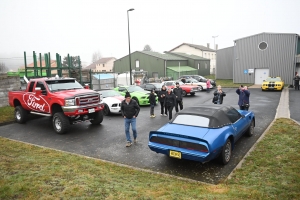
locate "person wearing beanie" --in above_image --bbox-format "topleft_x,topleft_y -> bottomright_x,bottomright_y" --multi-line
121,92 -> 140,147
158,85 -> 168,116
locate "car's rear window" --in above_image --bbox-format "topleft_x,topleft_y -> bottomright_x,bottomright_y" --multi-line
172,115 -> 210,127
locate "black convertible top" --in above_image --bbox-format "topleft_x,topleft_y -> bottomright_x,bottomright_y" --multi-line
178,105 -> 239,128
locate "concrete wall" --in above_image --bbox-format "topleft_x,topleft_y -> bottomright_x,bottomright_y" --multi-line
0,74 -> 21,107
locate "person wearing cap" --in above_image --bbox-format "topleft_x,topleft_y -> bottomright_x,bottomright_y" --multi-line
121,92 -> 140,147
172,82 -> 184,113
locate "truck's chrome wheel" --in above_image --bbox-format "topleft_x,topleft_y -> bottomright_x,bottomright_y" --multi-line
54,117 -> 62,131
16,110 -> 21,120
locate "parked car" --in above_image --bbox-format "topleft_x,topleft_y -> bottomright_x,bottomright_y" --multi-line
140,83 -> 166,94
114,85 -> 157,105
261,77 -> 284,91
148,105 -> 255,165
162,81 -> 199,96
96,90 -> 124,115
8,77 -> 104,134
180,75 -> 216,87
184,78 -> 207,91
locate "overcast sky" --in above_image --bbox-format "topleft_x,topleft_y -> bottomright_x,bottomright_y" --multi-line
1,0 -> 299,69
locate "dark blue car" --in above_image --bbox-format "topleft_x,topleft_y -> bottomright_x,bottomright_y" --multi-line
148,105 -> 255,165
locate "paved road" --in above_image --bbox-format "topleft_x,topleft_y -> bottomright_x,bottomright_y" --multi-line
0,88 -> 281,184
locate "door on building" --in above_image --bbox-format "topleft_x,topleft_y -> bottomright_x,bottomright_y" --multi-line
255,69 -> 269,84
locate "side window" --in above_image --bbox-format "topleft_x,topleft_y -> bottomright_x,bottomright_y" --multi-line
118,87 -> 126,92
226,109 -> 241,123
28,82 -> 35,92
36,81 -> 46,90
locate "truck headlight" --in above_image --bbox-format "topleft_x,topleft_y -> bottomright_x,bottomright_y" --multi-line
65,99 -> 75,106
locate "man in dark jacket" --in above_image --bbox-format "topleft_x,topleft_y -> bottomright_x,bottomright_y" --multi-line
164,88 -> 176,121
172,82 -> 183,113
236,85 -> 250,110
158,85 -> 168,116
294,72 -> 300,90
121,92 -> 140,147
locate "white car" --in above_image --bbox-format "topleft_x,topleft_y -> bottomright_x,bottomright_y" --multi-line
184,78 -> 207,91
97,90 -> 124,115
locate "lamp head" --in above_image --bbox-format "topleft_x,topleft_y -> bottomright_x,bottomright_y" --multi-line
128,8 -> 134,11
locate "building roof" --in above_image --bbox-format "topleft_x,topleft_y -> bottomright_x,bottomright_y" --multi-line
20,60 -> 57,69
167,66 -> 197,72
169,43 -> 216,52
234,32 -> 299,42
85,57 -> 116,69
165,52 -> 210,60
93,74 -> 114,80
138,51 -> 187,61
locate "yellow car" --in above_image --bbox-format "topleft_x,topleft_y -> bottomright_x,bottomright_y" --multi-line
261,77 -> 284,91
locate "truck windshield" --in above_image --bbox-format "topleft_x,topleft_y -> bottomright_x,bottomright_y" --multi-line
46,79 -> 83,92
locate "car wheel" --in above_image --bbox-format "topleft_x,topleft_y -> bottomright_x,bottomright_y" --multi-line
198,86 -> 203,91
15,106 -> 28,124
190,92 -> 195,96
90,110 -> 104,125
246,120 -> 254,137
182,90 -> 187,96
102,104 -> 110,116
132,97 -> 139,105
219,139 -> 232,165
53,112 -> 70,134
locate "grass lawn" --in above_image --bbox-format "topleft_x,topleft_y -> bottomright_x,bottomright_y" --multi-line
204,75 -> 252,88
0,106 -> 15,124
0,118 -> 299,199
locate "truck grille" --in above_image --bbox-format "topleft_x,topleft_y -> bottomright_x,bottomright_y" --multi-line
77,94 -> 100,106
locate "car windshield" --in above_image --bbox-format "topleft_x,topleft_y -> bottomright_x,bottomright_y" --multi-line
46,79 -> 83,91
100,90 -> 121,97
172,114 -> 210,127
127,86 -> 145,92
265,77 -> 282,82
152,83 -> 164,88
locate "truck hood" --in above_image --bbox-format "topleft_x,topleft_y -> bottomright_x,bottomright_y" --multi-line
51,89 -> 99,99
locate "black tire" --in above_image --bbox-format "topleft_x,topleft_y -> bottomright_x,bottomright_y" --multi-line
15,106 -> 28,124
102,104 -> 110,116
199,86 -> 203,91
132,97 -> 139,105
219,139 -> 232,165
190,92 -> 195,96
90,110 -> 104,125
52,112 -> 70,134
182,90 -> 187,96
245,120 -> 254,137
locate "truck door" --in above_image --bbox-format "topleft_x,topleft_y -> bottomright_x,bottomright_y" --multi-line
33,81 -> 50,113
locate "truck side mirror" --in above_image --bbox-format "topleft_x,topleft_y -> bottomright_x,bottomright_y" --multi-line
35,87 -> 42,95
84,84 -> 89,89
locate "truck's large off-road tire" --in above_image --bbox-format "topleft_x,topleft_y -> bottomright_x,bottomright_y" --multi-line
15,106 -> 28,124
90,110 -> 104,125
52,112 -> 70,134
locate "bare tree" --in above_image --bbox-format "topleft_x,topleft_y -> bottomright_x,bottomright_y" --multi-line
0,62 -> 8,73
92,51 -> 102,63
143,44 -> 152,51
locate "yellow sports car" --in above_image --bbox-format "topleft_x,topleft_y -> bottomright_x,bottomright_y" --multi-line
261,77 -> 284,91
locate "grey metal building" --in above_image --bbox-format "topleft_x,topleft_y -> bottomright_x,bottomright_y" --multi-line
216,32 -> 300,84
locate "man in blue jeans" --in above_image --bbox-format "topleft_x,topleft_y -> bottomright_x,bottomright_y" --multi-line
121,92 -> 140,147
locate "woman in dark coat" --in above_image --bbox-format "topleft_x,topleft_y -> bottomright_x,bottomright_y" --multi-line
164,88 -> 176,121
213,85 -> 226,104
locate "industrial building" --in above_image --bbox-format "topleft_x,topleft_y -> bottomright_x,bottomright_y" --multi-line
216,32 -> 300,85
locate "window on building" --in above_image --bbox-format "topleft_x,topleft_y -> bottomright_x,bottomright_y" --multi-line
136,60 -> 140,68
103,64 -> 105,67
258,42 -> 268,50
198,63 -> 200,70
102,70 -> 106,72
205,63 -> 207,69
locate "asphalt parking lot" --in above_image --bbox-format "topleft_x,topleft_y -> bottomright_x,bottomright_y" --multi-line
0,88 -> 282,184
289,89 -> 300,123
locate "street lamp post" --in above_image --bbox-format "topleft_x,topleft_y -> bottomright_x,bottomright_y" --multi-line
127,8 -> 134,85
212,35 -> 218,50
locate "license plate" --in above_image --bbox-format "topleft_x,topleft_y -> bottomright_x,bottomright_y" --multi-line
88,108 -> 95,113
169,150 -> 181,159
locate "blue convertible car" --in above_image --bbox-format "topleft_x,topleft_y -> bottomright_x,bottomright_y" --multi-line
148,105 -> 255,165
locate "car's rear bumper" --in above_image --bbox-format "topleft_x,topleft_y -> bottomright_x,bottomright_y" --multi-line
148,142 -> 216,163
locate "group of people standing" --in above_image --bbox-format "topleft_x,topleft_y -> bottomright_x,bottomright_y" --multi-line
120,82 -> 251,147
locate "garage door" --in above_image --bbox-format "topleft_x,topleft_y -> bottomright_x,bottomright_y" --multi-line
255,69 -> 269,84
